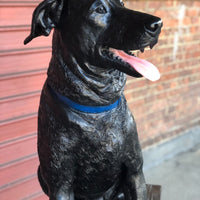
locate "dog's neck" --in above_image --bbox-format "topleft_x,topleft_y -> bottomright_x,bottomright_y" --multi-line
47,32 -> 126,106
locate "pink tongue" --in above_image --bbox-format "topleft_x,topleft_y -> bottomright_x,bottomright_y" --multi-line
111,49 -> 160,81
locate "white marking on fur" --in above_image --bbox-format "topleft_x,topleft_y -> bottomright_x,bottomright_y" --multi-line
173,4 -> 186,60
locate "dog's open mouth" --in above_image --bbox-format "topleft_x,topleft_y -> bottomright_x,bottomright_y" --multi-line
101,47 -> 160,82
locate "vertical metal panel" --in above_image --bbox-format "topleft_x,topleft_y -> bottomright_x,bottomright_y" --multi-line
0,1 -> 49,199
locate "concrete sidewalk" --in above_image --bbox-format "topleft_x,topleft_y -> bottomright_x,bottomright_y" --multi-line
144,144 -> 200,200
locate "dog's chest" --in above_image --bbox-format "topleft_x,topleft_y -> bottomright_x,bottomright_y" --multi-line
64,102 -> 126,157
68,106 -> 127,161
68,108 -> 127,195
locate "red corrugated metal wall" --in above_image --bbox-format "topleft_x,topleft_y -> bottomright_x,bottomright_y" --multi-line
0,1 -> 50,199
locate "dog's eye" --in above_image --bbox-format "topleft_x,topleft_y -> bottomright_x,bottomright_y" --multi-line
95,5 -> 107,14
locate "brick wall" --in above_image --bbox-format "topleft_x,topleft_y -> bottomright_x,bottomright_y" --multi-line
125,0 -> 200,148
0,0 -> 200,199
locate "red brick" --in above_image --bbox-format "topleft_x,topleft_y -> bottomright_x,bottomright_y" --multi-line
186,9 -> 199,16
194,1 -> 200,7
183,17 -> 191,25
165,1 -> 176,6
148,1 -> 163,9
191,16 -> 200,24
164,18 -> 178,27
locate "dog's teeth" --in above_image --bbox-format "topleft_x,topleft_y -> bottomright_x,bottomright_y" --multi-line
150,44 -> 154,49
129,52 -> 135,57
145,46 -> 151,51
130,50 -> 140,56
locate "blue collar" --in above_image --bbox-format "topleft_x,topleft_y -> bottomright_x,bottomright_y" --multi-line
53,90 -> 121,113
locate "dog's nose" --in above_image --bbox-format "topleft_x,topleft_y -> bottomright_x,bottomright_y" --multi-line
145,19 -> 163,35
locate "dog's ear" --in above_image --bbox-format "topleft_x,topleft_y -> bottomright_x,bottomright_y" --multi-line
24,0 -> 63,45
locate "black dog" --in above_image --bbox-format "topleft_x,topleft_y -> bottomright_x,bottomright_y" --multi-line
25,0 -> 162,199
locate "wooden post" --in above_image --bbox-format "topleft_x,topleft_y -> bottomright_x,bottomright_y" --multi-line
146,184 -> 161,200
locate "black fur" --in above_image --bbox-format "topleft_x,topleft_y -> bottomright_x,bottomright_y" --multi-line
25,0 -> 162,199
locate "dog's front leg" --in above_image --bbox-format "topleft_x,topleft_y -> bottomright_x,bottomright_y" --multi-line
124,170 -> 147,200
46,158 -> 75,200
47,168 -> 75,200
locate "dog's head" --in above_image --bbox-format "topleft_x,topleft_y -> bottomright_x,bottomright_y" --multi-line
25,0 -> 162,81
